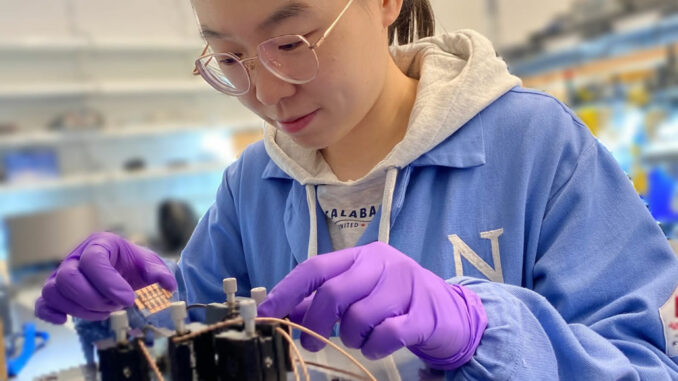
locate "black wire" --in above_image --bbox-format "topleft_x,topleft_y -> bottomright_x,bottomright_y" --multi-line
143,325 -> 171,338
186,303 -> 207,310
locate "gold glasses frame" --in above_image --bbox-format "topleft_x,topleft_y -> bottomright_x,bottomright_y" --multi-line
193,0 -> 355,96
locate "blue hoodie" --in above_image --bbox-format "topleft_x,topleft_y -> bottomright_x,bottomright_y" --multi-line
172,31 -> 678,379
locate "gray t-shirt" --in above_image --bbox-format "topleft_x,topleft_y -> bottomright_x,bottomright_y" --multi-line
317,173 -> 385,250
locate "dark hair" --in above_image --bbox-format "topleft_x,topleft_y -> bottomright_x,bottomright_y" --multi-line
388,0 -> 435,45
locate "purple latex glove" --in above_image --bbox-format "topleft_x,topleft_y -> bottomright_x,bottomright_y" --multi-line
258,242 -> 487,370
35,232 -> 177,325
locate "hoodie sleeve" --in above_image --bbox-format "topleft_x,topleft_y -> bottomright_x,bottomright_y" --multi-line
176,159 -> 251,308
447,139 -> 678,379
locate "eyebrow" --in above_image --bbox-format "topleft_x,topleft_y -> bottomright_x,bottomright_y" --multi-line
200,2 -> 311,40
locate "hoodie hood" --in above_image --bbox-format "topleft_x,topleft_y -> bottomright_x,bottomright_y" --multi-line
263,29 -> 522,186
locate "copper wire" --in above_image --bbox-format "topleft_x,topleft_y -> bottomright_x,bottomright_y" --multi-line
275,327 -> 309,381
256,317 -> 377,381
137,339 -> 164,381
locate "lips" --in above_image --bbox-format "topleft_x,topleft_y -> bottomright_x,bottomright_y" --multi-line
277,110 -> 318,134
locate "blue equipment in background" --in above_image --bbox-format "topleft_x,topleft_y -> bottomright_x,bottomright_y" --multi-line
5,323 -> 49,377
648,167 -> 678,225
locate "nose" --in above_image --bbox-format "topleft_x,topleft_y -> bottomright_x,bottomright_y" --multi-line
252,61 -> 296,106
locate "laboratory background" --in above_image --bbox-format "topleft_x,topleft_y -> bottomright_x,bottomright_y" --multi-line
1,0 -> 678,379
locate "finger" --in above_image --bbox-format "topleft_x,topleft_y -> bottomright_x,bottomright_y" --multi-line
258,247 -> 359,318
300,258 -> 383,352
49,261 -> 125,312
77,245 -> 136,306
136,250 -> 178,292
35,297 -> 67,325
43,279 -> 115,320
361,314 -> 418,360
340,272 -> 413,349
42,275 -> 122,320
287,295 -> 314,325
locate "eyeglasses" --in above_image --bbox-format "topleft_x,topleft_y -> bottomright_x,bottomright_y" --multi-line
193,0 -> 355,96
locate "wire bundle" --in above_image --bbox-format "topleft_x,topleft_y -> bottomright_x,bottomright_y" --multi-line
146,316 -> 378,381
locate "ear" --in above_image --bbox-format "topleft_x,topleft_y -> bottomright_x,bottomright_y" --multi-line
378,0 -> 404,29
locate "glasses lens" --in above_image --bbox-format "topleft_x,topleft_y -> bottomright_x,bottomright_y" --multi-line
258,35 -> 319,84
197,53 -> 249,94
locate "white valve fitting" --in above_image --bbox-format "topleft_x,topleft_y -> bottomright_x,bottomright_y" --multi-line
110,310 -> 129,344
170,301 -> 188,334
239,299 -> 257,336
223,278 -> 237,304
250,287 -> 267,306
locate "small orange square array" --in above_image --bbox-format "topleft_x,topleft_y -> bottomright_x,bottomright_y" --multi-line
134,283 -> 173,315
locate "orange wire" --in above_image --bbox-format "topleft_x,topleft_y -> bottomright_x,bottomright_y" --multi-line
256,317 -> 377,381
156,312 -> 377,380
171,317 -> 242,343
275,327 -> 309,381
304,360 -> 372,381
137,339 -> 164,381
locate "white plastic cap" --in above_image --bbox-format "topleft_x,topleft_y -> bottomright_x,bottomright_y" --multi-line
170,301 -> 187,333
250,287 -> 267,306
170,301 -> 187,321
110,310 -> 129,343
223,278 -> 237,304
239,299 -> 257,336
110,310 -> 129,330
223,278 -> 237,295
239,299 -> 257,320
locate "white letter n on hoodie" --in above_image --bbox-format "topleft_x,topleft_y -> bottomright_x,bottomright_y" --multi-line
448,228 -> 504,283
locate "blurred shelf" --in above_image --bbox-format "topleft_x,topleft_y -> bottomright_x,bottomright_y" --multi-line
0,83 -> 93,99
99,80 -> 212,95
0,122 -> 261,148
0,162 -> 230,218
0,37 -> 202,53
0,80 -> 215,100
0,162 -> 228,193
522,44 -> 670,90
644,142 -> 678,162
653,87 -> 678,103
510,13 -> 678,77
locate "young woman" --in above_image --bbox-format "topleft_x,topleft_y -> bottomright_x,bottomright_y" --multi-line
36,0 -> 678,378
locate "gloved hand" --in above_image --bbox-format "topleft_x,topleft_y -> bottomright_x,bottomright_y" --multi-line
258,242 -> 487,370
35,232 -> 177,325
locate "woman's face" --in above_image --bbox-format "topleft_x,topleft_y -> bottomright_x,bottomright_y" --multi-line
192,0 -> 393,149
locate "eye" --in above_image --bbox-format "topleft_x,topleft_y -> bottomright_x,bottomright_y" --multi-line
218,53 -> 244,65
218,57 -> 237,65
278,40 -> 304,52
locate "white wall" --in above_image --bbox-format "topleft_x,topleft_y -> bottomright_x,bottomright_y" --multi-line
430,0 -> 577,49
0,0 -> 252,240
0,0 -> 198,40
0,0 -> 574,50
